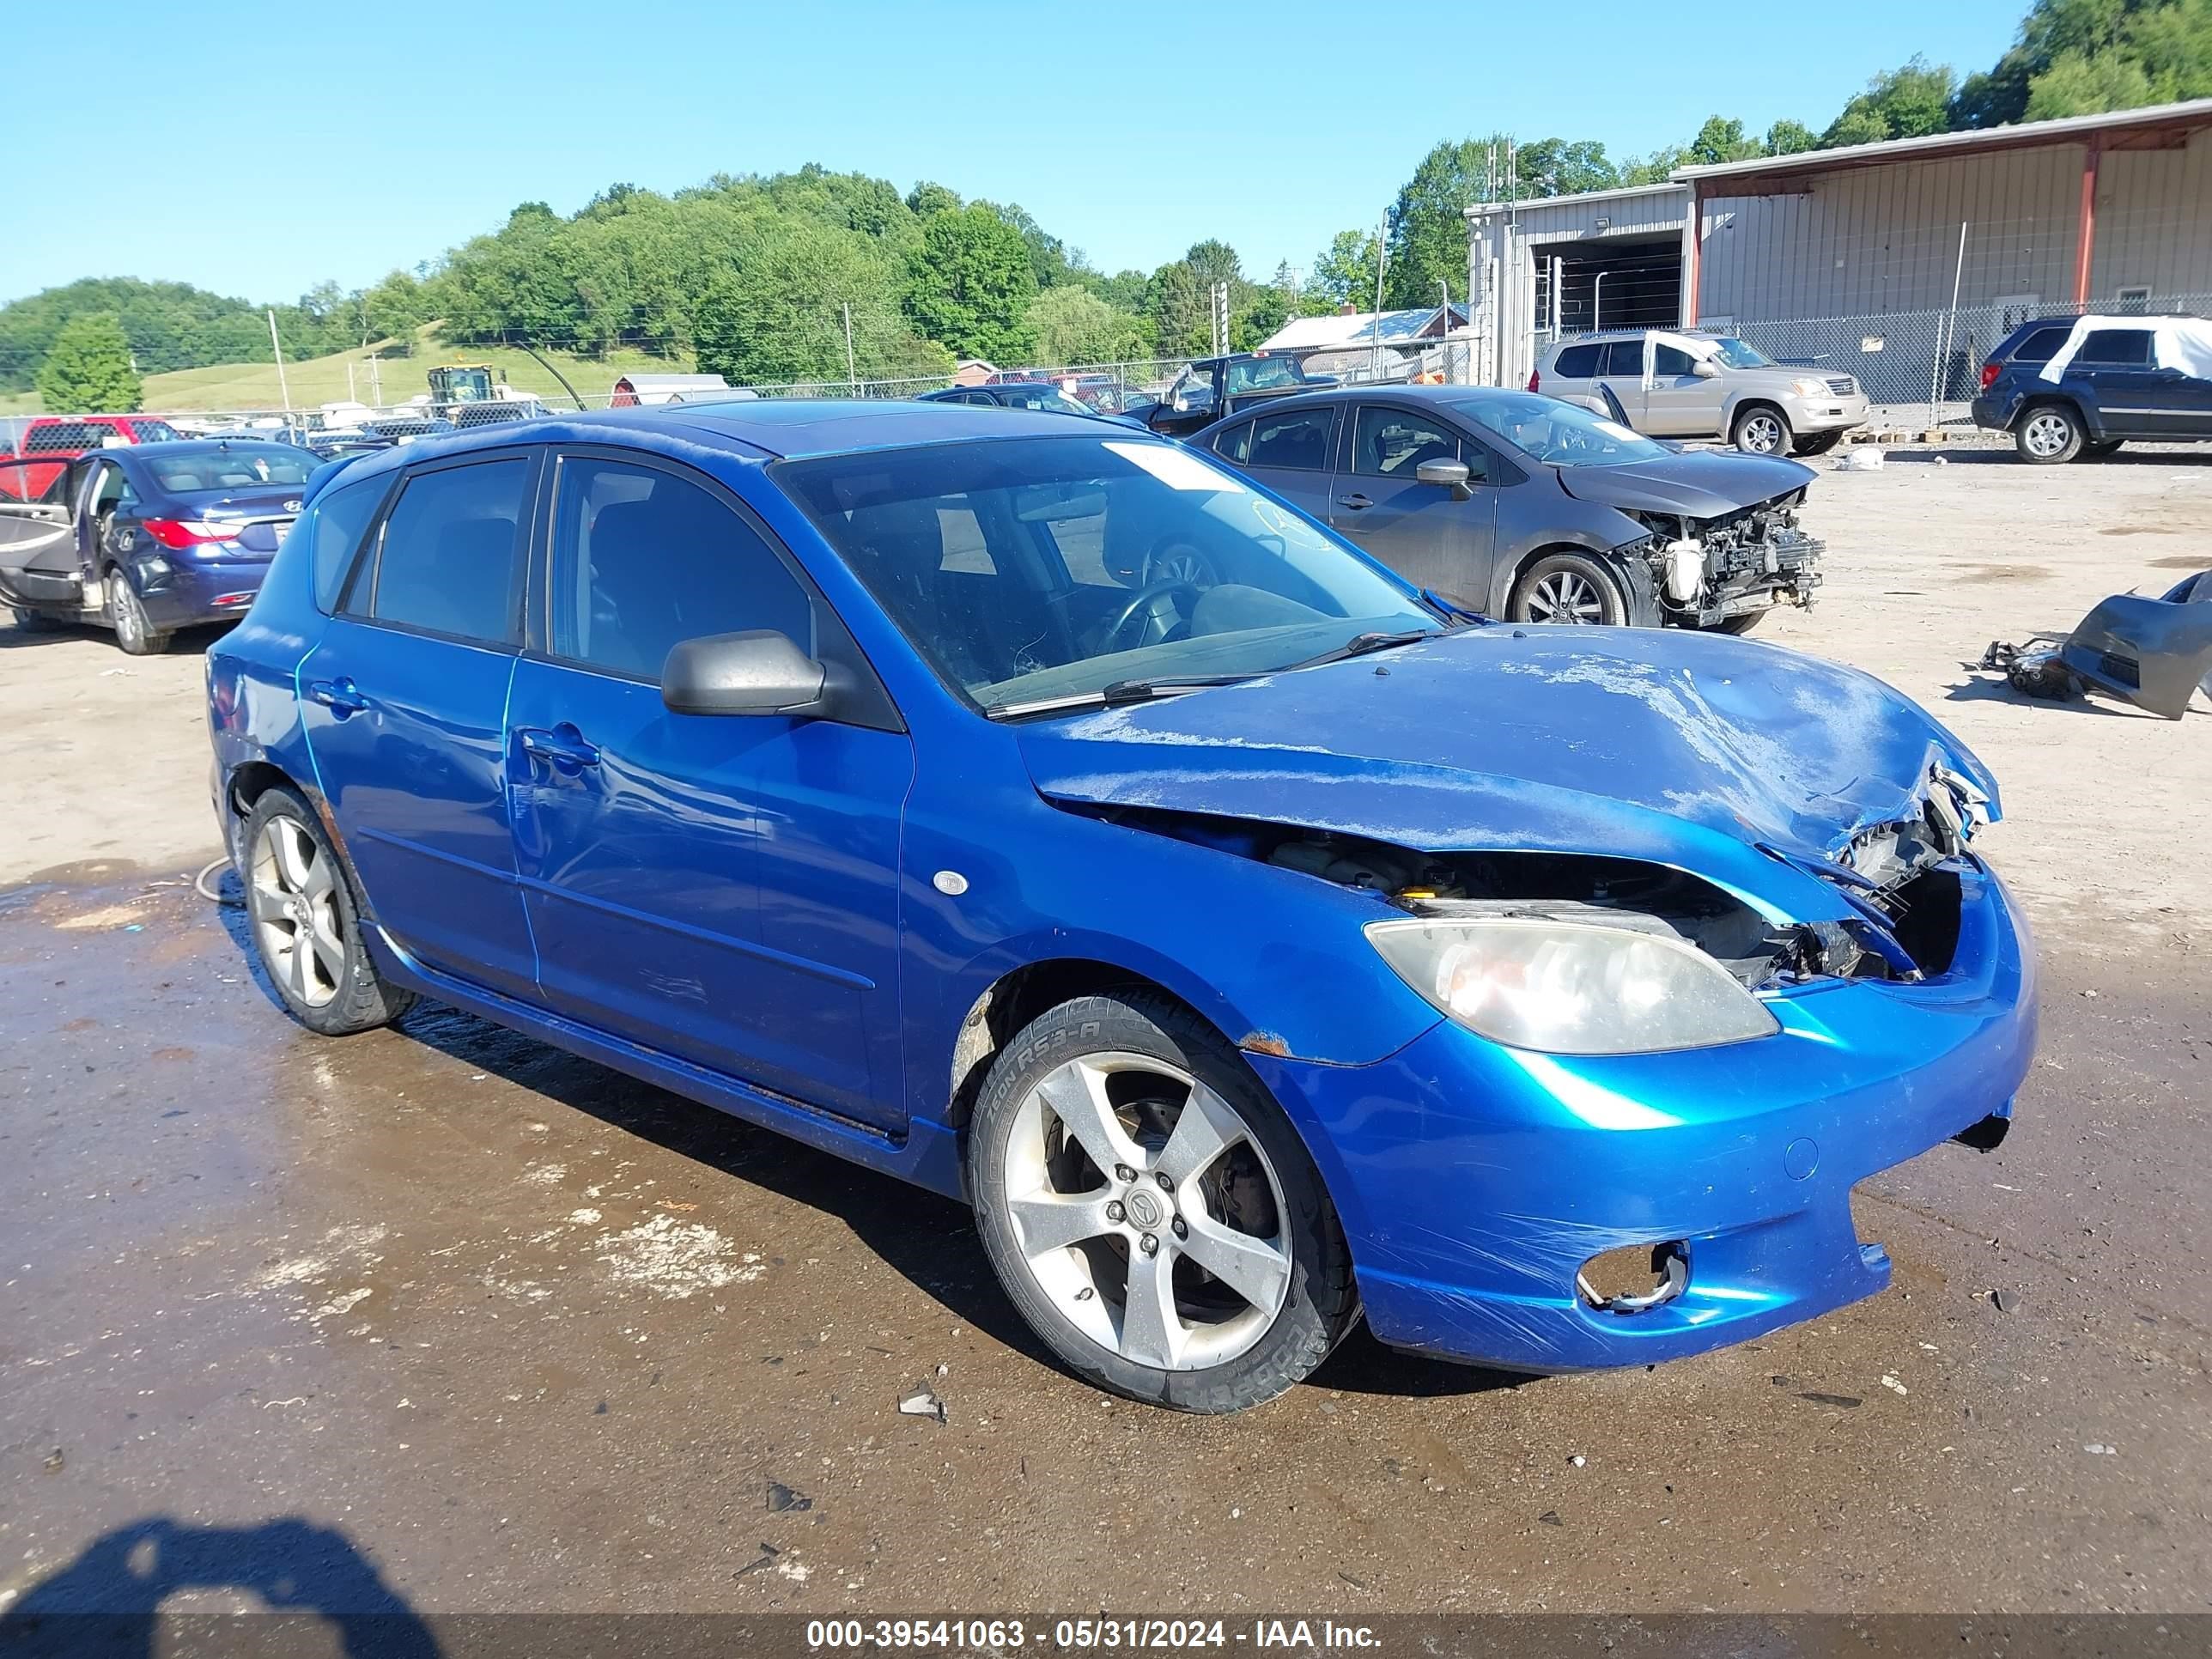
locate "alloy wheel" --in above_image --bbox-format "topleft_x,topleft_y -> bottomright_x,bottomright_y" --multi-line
249,815 -> 346,1008
1527,568 -> 1605,624
107,574 -> 143,650
1737,412 -> 1784,453
2023,411 -> 2073,459
1001,1052 -> 1291,1371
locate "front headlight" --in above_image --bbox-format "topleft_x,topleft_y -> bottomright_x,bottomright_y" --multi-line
1364,917 -> 1780,1055
1791,377 -> 1831,398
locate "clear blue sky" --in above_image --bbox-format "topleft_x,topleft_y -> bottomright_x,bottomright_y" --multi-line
5,0 -> 2028,307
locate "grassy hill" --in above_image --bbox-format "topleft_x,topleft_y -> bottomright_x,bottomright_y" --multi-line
0,327 -> 695,416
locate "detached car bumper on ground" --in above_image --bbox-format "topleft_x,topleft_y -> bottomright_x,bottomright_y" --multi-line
207,404 -> 2033,1413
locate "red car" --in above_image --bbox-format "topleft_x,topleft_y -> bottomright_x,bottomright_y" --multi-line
0,414 -> 185,500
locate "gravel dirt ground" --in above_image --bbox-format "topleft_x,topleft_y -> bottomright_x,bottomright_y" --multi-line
0,449 -> 2207,1626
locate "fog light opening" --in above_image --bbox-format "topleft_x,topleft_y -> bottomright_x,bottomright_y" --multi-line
1577,1242 -> 1689,1315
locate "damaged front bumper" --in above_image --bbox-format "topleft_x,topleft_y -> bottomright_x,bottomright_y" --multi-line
1247,858 -> 2035,1373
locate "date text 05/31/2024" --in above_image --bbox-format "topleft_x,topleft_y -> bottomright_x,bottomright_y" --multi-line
805,1619 -> 1383,1650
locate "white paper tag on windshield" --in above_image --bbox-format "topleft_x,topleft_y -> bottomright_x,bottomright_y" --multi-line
1591,419 -> 1640,441
1104,441 -> 1248,492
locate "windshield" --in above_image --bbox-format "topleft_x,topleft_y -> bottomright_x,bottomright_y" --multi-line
1707,337 -> 1773,369
144,447 -> 319,491
1224,357 -> 1306,394
1003,388 -> 1095,416
1448,392 -> 1671,468
777,434 -> 1438,714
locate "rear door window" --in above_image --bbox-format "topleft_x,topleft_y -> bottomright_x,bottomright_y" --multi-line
1246,408 -> 1336,471
2076,329 -> 2153,367
1552,343 -> 1602,378
1599,341 -> 1646,377
363,456 -> 531,645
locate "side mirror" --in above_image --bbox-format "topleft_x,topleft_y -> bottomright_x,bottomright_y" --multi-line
662,629 -> 832,719
1416,458 -> 1474,501
1692,359 -> 1721,380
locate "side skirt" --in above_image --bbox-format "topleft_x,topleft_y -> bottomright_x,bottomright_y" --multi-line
365,929 -> 969,1203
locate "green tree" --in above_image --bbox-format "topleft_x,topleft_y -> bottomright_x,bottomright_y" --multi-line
362,271 -> 428,352
1232,286 -> 1289,350
35,312 -> 142,411
1765,118 -> 1819,155
1146,260 -> 1211,357
905,180 -> 963,217
1515,137 -> 1620,196
1382,139 -> 1486,307
696,218 -> 947,386
1689,116 -> 1765,166
1821,56 -> 1958,146
1026,285 -> 1146,365
903,204 -> 1039,361
2027,46 -> 2160,112
1307,229 -> 1379,310
1620,145 -> 1692,186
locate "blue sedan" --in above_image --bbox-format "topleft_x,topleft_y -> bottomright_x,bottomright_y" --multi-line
1,440 -> 318,653
205,402 -> 2034,1412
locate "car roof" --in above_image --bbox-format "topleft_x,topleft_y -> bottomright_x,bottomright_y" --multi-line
115,438 -> 302,460
1187,382 -> 1560,438
323,398 -> 1127,478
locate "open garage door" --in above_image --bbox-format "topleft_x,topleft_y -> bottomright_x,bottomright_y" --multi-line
1533,235 -> 1682,335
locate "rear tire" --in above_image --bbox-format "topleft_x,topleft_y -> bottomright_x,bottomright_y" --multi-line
2015,404 -> 2083,464
1508,551 -> 1628,627
2083,438 -> 2124,459
9,606 -> 63,633
1730,404 -> 1792,456
968,993 -> 1358,1413
1711,611 -> 1765,635
240,785 -> 416,1036
106,569 -> 168,656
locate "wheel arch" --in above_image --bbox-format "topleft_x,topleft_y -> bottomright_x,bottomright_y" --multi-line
946,957 -> 1237,1133
2014,392 -> 2094,433
1498,538 -> 1659,626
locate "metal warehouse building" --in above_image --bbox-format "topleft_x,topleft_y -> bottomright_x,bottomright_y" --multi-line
1467,98 -> 2212,401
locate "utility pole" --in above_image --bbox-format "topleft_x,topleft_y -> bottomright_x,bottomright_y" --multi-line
267,309 -> 292,411
842,303 -> 857,393
1370,216 -> 1388,380
368,354 -> 382,407
347,360 -> 356,403
1209,282 -> 1231,356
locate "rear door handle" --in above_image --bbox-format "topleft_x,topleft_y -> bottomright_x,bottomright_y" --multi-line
517,724 -> 602,772
305,677 -> 368,715
1336,493 -> 1374,511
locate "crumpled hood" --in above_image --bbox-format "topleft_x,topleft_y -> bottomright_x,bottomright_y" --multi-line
1556,451 -> 1814,519
1018,628 -> 1997,920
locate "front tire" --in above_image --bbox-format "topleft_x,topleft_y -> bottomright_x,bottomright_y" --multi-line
968,994 -> 1358,1413
241,785 -> 416,1036
1710,610 -> 1765,635
1791,429 -> 1844,457
1508,551 -> 1627,626
105,569 -> 168,656
2015,404 -> 2083,464
1731,404 -> 1792,456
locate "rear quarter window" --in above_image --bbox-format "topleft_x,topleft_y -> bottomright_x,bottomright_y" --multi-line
306,475 -> 392,613
2008,326 -> 2070,364
1552,343 -> 1602,378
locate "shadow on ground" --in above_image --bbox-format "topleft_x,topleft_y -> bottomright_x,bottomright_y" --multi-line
0,1516 -> 436,1657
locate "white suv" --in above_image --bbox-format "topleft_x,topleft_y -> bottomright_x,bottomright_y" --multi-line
1531,330 -> 1870,457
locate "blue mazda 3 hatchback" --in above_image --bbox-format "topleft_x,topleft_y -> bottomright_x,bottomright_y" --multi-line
206,401 -> 2036,1413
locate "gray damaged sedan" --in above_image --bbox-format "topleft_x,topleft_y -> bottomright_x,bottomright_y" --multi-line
1192,386 -> 1823,633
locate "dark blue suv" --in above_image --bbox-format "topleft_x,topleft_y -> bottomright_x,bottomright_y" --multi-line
205,402 -> 2033,1413
1972,314 -> 2212,463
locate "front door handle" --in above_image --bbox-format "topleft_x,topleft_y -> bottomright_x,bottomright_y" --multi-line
305,677 -> 368,716
517,724 -> 602,773
1336,493 -> 1374,511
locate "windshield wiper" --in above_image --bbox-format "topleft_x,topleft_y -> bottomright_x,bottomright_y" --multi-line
984,672 -> 1258,721
1288,628 -> 1443,671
